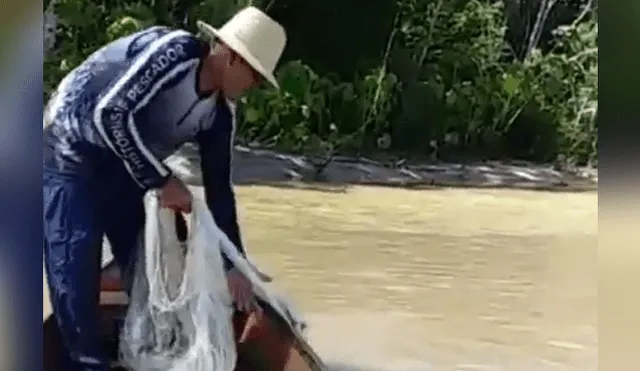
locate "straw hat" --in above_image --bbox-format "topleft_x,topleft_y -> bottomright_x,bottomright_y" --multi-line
197,6 -> 286,89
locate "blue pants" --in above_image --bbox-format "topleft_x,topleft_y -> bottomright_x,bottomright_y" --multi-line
43,167 -> 145,371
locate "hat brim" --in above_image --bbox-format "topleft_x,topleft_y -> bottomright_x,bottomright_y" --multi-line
197,20 -> 279,89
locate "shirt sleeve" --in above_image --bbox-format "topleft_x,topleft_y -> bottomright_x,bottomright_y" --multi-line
93,30 -> 202,189
196,99 -> 245,271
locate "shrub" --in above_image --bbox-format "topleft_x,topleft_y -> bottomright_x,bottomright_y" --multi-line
44,0 -> 597,164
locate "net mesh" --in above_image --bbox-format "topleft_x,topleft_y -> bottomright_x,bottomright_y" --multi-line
118,193 -> 237,371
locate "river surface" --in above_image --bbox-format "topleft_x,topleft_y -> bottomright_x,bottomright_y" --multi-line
237,186 -> 597,371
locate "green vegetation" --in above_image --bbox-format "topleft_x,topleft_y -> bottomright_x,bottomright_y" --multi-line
44,0 -> 597,165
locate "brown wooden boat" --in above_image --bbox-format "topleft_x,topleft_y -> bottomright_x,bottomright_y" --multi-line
43,261 -> 326,371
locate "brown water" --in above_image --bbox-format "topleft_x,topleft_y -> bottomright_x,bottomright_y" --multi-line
237,186 -> 598,371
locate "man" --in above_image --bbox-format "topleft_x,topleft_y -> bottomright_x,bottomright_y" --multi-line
43,7 -> 286,370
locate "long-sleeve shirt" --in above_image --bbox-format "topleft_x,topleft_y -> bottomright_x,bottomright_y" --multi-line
43,26 -> 246,258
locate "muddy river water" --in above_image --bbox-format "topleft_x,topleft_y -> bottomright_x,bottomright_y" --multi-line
238,186 -> 597,371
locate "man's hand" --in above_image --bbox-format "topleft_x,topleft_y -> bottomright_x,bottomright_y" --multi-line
159,176 -> 193,213
227,267 -> 259,314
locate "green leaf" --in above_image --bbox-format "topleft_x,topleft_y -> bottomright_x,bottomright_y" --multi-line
244,107 -> 261,123
445,90 -> 457,105
503,74 -> 521,95
383,73 -> 398,90
277,61 -> 313,100
341,84 -> 355,101
106,16 -> 143,41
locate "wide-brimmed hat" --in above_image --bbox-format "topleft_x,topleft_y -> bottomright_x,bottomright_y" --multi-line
197,6 -> 286,89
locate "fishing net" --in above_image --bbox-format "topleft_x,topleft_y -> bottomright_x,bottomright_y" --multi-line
118,188 -> 309,371
118,192 -> 237,371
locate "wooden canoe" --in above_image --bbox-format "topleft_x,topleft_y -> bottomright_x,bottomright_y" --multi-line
43,261 -> 327,371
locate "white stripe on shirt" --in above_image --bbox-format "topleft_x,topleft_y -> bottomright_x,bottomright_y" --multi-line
93,30 -> 195,180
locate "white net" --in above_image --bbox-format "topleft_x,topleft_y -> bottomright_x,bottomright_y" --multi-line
118,192 -> 237,371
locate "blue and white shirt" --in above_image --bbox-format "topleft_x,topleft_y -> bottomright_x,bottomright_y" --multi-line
43,26 -> 245,257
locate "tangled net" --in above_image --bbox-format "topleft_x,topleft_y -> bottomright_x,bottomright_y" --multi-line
118,193 -> 237,371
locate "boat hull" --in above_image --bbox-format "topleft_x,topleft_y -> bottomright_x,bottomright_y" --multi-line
43,263 -> 325,371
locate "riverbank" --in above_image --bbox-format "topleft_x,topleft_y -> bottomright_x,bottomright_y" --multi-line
167,144 -> 598,192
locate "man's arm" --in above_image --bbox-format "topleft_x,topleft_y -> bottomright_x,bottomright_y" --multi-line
93,30 -> 202,189
196,101 -> 245,271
